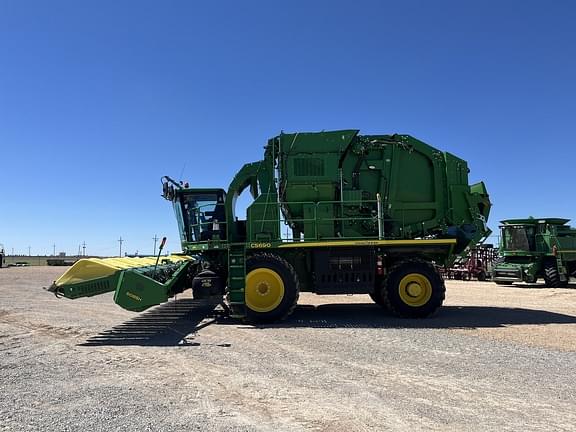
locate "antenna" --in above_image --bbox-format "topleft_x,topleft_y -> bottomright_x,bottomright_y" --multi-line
178,162 -> 187,182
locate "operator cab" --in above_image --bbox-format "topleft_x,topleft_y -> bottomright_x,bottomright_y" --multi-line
168,187 -> 227,243
500,218 -> 572,253
500,224 -> 536,251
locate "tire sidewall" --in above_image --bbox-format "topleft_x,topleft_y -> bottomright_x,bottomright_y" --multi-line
245,254 -> 299,322
384,261 -> 445,317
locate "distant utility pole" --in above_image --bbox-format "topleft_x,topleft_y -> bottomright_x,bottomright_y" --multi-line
82,241 -> 86,256
52,244 -> 56,256
118,237 -> 124,257
152,235 -> 159,256
28,246 -> 31,256
78,245 -> 81,256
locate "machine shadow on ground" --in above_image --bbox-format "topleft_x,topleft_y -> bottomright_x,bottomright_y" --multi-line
270,304 -> 576,329
79,299 -> 225,347
80,297 -> 576,347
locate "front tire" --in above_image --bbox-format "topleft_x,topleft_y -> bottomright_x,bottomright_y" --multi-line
543,262 -> 568,288
382,260 -> 445,318
245,254 -> 299,323
369,278 -> 386,307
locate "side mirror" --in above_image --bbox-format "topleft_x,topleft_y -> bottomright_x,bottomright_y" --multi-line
161,181 -> 176,201
162,182 -> 170,199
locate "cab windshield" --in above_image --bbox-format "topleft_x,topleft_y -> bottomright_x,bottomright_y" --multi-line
181,191 -> 226,241
501,226 -> 535,251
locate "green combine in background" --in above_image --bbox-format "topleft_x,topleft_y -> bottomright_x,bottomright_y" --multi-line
492,218 -> 576,287
52,130 -> 491,322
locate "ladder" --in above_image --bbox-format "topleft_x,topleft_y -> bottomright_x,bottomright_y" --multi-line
557,256 -> 568,282
228,243 -> 247,318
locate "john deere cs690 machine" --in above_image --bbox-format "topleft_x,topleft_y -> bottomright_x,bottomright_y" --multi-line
51,130 -> 491,322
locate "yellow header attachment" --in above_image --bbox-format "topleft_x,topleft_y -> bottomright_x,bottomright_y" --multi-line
54,255 -> 192,287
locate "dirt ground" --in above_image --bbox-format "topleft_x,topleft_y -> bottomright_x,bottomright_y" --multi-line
1,267 -> 576,431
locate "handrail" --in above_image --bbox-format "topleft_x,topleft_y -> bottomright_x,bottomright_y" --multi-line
186,199 -> 426,244
247,199 -> 399,242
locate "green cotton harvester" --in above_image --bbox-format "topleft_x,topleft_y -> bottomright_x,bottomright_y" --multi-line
51,130 -> 491,322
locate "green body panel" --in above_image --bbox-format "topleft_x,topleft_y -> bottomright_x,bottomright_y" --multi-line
57,273 -> 120,299
493,217 -> 576,283
114,261 -> 192,312
247,193 -> 280,241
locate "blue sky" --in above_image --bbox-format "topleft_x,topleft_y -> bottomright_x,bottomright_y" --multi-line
1,0 -> 575,256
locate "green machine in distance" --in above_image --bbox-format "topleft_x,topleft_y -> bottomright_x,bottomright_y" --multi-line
492,218 -> 576,287
54,130 -> 491,322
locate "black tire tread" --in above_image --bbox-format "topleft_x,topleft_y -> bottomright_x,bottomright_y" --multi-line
245,253 -> 300,323
381,258 -> 445,318
543,262 -> 568,288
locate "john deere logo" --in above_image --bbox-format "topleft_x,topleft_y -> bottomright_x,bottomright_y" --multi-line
126,291 -> 142,302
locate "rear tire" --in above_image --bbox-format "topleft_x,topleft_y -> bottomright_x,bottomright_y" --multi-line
382,259 -> 445,318
543,262 -> 568,288
245,254 -> 300,323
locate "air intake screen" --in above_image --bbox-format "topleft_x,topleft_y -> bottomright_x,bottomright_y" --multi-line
294,158 -> 325,177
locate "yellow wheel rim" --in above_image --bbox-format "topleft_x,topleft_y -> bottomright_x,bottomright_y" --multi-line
398,273 -> 432,307
246,268 -> 285,313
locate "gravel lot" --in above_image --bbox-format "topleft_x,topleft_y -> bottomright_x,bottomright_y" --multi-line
1,266 -> 576,431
